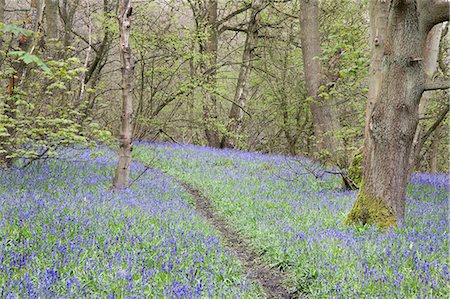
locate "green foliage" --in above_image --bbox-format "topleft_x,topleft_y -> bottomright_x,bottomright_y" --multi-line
9,51 -> 51,73
0,23 -> 33,37
0,26 -> 111,167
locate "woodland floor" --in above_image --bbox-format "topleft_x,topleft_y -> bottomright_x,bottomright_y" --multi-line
166,173 -> 302,299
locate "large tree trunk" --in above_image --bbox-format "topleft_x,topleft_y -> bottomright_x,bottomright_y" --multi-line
299,0 -> 342,163
113,0 -> 134,190
347,0 -> 450,228
202,0 -> 221,148
221,0 -> 265,149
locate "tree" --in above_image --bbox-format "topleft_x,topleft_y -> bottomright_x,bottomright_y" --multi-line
410,23 -> 448,170
113,0 -> 134,189
0,0 -> 5,24
299,0 -> 343,164
221,0 -> 266,148
347,0 -> 450,228
45,0 -> 58,40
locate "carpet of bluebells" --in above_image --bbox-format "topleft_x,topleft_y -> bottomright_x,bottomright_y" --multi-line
0,148 -> 260,298
135,142 -> 449,298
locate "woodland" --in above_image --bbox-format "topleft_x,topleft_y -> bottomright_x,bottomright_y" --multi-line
0,0 -> 449,298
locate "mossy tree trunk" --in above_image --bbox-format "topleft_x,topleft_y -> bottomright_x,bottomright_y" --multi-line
347,0 -> 450,229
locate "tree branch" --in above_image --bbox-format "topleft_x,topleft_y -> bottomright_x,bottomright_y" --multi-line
424,78 -> 450,91
419,0 -> 450,33
420,104 -> 449,145
217,3 -> 252,26
219,25 -> 248,34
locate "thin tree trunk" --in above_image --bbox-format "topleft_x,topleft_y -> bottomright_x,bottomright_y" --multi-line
113,0 -> 134,190
221,0 -> 265,149
347,0 -> 450,228
299,0 -> 342,163
59,0 -> 80,51
281,25 -> 298,156
0,0 -> 5,52
0,0 -> 5,24
202,0 -> 221,148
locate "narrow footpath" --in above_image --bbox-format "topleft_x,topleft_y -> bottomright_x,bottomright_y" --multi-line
172,177 -> 301,299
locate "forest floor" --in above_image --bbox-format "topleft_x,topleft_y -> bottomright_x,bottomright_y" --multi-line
171,176 -> 300,299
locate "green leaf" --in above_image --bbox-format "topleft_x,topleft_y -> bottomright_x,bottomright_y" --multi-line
0,23 -> 33,37
8,51 -> 51,73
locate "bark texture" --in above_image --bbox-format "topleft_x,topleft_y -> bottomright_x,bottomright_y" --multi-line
0,0 -> 5,24
347,0 -> 450,228
202,0 -> 221,148
299,0 -> 342,162
113,0 -> 134,190
45,0 -> 58,40
221,0 -> 265,149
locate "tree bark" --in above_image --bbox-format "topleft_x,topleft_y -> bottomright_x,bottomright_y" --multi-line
299,0 -> 342,163
0,0 -> 5,24
45,0 -> 58,40
202,0 -> 221,148
0,0 -> 5,52
221,0 -> 265,149
59,0 -> 81,50
347,0 -> 450,228
113,0 -> 134,190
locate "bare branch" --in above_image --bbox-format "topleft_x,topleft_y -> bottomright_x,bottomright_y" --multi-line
219,25 -> 248,34
424,78 -> 450,91
420,104 -> 449,145
217,3 -> 252,26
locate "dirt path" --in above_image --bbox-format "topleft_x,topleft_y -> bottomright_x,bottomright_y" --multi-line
173,178 -> 301,299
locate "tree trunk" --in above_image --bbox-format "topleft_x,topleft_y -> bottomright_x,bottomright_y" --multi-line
347,0 -> 450,229
410,23 -> 444,171
60,0 -> 81,50
299,0 -> 342,163
202,0 -> 221,148
113,0 -> 134,190
0,0 -> 5,24
221,0 -> 265,149
45,0 -> 58,40
0,0 -> 5,52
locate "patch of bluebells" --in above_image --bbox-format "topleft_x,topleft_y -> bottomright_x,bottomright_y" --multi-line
136,142 -> 449,298
0,148 -> 260,298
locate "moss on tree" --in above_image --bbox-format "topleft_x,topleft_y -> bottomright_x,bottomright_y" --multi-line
346,180 -> 397,229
